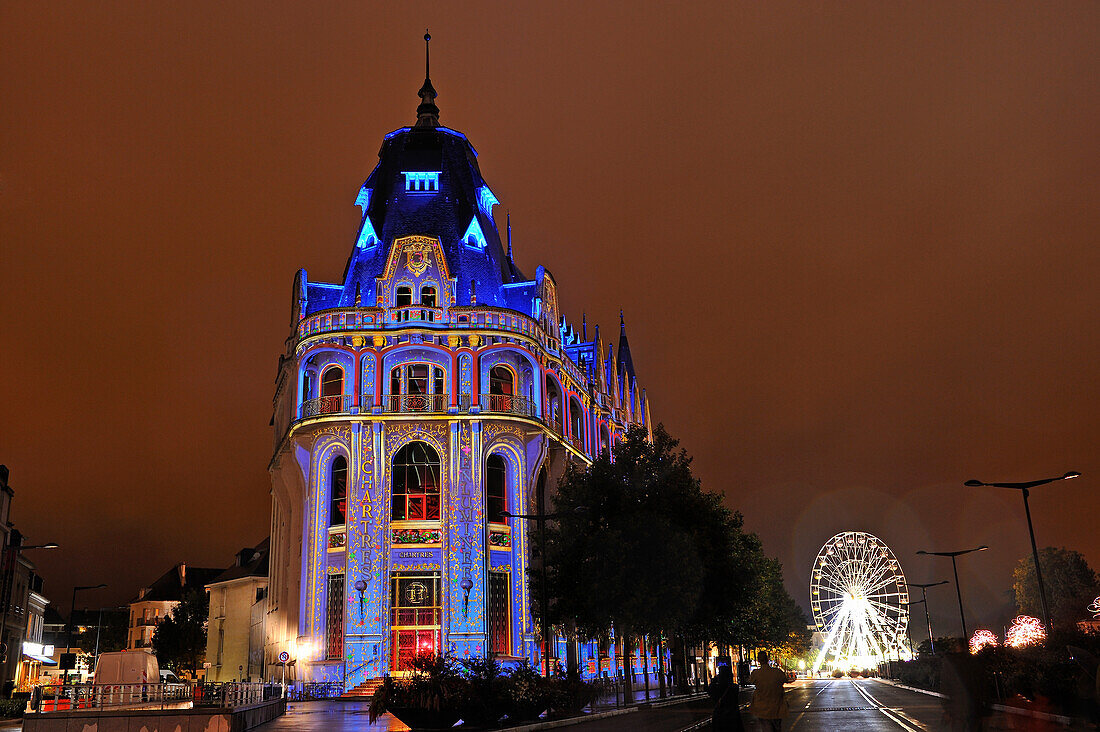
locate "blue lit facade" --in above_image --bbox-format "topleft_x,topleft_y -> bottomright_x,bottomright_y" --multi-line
265,69 -> 652,691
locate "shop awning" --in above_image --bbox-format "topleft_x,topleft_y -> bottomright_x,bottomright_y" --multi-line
22,651 -> 56,664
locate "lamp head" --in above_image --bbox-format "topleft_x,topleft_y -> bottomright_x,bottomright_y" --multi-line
916,550 -> 929,556
1064,471 -> 1081,480
964,480 -> 984,487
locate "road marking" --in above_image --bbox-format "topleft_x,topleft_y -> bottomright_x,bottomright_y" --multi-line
850,679 -> 928,731
788,679 -> 832,730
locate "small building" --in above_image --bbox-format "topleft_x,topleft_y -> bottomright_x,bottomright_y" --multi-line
204,541 -> 269,682
128,564 -> 220,652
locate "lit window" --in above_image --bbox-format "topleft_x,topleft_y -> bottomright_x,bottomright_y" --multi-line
391,442 -> 442,521
420,286 -> 437,307
395,286 -> 413,308
329,456 -> 347,527
402,172 -> 441,192
487,455 -> 507,523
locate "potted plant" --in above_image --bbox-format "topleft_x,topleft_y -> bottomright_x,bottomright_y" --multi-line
502,660 -> 551,723
457,657 -> 508,728
369,654 -> 464,731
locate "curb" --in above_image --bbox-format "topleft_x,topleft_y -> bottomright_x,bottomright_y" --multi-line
506,707 -> 638,731
872,677 -> 1073,726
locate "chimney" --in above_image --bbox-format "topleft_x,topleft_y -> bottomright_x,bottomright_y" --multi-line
177,563 -> 187,587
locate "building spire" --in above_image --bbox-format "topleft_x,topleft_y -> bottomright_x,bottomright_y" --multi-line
415,30 -> 440,128
506,212 -> 513,259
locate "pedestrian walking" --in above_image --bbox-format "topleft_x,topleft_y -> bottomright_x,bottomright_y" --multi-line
747,650 -> 788,731
708,664 -> 745,731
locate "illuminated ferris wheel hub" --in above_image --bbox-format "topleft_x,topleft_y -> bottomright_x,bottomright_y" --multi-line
811,531 -> 912,672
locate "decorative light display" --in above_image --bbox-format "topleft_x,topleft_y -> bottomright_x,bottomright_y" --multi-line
1005,615 -> 1046,648
810,531 -> 911,672
969,629 -> 998,654
1088,596 -> 1100,619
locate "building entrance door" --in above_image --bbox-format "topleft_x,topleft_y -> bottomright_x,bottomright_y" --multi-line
390,572 -> 441,671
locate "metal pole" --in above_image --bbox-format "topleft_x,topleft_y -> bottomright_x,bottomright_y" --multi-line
922,589 -> 936,656
538,514 -> 550,678
1020,488 -> 1053,632
63,586 -> 77,685
950,557 -> 968,640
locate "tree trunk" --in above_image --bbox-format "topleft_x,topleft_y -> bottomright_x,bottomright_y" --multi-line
642,636 -> 651,700
621,632 -> 633,702
657,635 -> 667,698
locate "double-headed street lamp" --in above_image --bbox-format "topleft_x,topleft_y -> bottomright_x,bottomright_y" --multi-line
916,547 -> 987,640
904,581 -> 948,656
500,506 -> 586,678
965,471 -> 1080,634
63,584 -> 107,684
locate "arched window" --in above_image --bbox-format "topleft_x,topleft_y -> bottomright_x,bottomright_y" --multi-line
545,377 -> 563,434
388,364 -> 447,412
329,456 -> 347,527
395,286 -> 413,308
320,366 -> 344,414
486,455 -> 507,524
489,365 -> 515,413
569,397 -> 584,444
391,441 -> 441,521
600,425 -> 610,456
420,286 -> 437,307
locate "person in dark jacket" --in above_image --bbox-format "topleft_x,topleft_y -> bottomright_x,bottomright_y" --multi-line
708,665 -> 746,731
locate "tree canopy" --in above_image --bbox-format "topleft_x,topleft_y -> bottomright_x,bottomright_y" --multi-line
539,424 -> 808,661
1013,547 -> 1099,627
152,589 -> 208,676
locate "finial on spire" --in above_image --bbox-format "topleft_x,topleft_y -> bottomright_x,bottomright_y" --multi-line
582,313 -> 587,341
415,30 -> 440,128
620,309 -> 625,329
506,212 -> 513,259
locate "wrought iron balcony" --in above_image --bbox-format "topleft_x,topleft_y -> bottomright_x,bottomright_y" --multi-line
382,393 -> 449,413
482,394 -> 537,418
300,395 -> 354,418
567,435 -> 585,452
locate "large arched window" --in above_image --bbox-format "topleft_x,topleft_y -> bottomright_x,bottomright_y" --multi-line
329,455 -> 347,527
486,455 -> 507,524
391,441 -> 441,521
569,397 -> 584,445
420,286 -> 437,307
320,366 -> 344,414
395,286 -> 413,308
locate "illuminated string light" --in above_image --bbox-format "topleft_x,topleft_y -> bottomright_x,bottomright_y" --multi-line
1088,596 -> 1100,619
1005,615 -> 1045,648
969,629 -> 998,654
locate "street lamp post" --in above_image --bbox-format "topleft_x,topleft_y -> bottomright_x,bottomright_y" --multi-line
500,506 -> 585,679
916,547 -> 988,640
904,581 -> 948,655
63,584 -> 106,684
965,471 -> 1080,634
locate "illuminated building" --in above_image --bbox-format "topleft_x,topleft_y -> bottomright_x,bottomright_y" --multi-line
265,39 -> 651,690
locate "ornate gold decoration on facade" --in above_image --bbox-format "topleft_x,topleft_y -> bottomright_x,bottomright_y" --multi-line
448,335 -> 461,347
373,335 -> 386,347
468,334 -> 481,348
351,335 -> 366,347
403,240 -> 434,276
483,423 -> 526,442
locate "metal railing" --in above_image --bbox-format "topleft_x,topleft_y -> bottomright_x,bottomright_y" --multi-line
30,681 -> 282,713
382,393 -> 448,413
390,306 -> 444,323
483,394 -> 537,417
300,395 -> 353,418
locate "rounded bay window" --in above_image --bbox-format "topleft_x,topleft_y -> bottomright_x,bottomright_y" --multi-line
391,441 -> 442,521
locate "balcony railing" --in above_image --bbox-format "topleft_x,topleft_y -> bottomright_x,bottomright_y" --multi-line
382,393 -> 448,413
390,306 -> 444,323
300,395 -> 353,418
483,394 -> 537,418
567,435 -> 585,452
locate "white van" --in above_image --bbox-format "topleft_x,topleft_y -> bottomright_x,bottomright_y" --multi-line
93,650 -> 160,686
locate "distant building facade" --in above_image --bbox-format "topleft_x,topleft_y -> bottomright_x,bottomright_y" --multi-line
204,541 -> 269,682
127,564 -> 219,651
265,54 -> 651,691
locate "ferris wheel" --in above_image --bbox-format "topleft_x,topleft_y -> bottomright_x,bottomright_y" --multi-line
810,531 -> 911,671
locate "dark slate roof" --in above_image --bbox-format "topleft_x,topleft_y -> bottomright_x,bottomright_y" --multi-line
305,122 -> 526,316
208,538 -> 269,585
133,564 -> 222,603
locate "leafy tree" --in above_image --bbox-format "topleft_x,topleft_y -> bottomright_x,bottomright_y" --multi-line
1013,547 -> 1099,628
152,590 -> 208,676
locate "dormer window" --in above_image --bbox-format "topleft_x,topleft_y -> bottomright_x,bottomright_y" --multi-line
420,286 -> 437,307
403,171 -> 440,193
395,286 -> 413,307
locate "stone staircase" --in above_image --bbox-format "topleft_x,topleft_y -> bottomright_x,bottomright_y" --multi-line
341,677 -> 384,699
